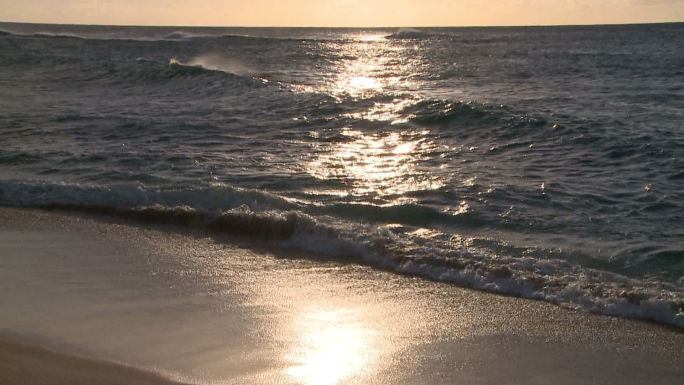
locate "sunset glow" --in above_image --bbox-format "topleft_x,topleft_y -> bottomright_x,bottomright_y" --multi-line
1,0 -> 682,27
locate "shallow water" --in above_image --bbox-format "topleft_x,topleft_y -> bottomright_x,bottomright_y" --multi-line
1,208 -> 682,385
0,22 -> 682,326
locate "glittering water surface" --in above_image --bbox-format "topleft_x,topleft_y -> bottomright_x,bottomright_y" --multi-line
0,23 -> 683,326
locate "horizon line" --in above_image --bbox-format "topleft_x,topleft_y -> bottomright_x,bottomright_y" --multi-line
1,19 -> 682,30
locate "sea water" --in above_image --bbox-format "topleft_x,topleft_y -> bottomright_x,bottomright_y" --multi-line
0,22 -> 682,327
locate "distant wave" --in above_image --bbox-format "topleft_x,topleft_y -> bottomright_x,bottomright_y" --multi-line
386,28 -> 434,39
0,180 -> 681,328
70,57 -> 269,91
162,31 -> 313,43
0,28 -> 332,43
163,31 -> 217,40
0,30 -> 87,40
0,30 -> 110,40
167,58 -> 233,77
0,28 -> 227,42
169,54 -> 255,77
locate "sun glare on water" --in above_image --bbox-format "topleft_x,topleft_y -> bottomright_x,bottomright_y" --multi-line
301,36 -> 444,201
323,36 -> 417,98
339,75 -> 382,95
308,128 -> 444,199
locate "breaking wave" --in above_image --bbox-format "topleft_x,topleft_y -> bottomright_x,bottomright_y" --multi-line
0,180 -> 681,328
169,54 -> 255,77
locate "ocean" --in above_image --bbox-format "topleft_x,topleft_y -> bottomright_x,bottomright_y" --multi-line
0,22 -> 682,327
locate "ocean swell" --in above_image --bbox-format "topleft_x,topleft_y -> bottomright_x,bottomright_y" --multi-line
402,99 -> 504,126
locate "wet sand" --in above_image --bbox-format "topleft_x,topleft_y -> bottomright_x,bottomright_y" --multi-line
0,337 -> 185,385
0,207 -> 682,385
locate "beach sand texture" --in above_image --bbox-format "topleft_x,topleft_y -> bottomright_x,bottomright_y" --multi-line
0,207 -> 682,385
0,338 -> 184,385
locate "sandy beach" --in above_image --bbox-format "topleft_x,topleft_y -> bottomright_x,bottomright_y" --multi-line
0,207 -> 682,385
0,337 -> 185,385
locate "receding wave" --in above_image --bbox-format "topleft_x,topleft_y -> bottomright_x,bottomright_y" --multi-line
0,180 -> 681,328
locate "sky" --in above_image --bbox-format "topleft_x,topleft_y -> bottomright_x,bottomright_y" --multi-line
1,0 -> 683,27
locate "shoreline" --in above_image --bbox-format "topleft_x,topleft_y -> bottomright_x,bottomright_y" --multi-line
1,207 -> 682,385
3,202 -> 682,329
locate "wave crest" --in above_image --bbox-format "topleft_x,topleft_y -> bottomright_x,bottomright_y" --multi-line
169,54 -> 254,77
386,29 -> 434,40
0,180 -> 682,328
402,99 -> 503,126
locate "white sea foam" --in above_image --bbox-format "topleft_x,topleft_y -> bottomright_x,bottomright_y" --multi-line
169,54 -> 255,77
0,180 -> 682,327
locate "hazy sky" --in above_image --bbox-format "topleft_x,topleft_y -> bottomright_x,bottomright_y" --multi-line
1,0 -> 683,27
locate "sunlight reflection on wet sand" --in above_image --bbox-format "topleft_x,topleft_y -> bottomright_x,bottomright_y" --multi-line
2,209 -> 682,385
286,307 -> 377,385
243,263 -> 413,385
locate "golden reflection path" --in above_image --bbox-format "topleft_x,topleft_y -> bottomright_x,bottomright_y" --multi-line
305,35 -> 444,201
308,128 -> 444,198
286,307 -> 377,385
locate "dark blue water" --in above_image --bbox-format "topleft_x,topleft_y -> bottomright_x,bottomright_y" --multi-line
0,22 -> 682,326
